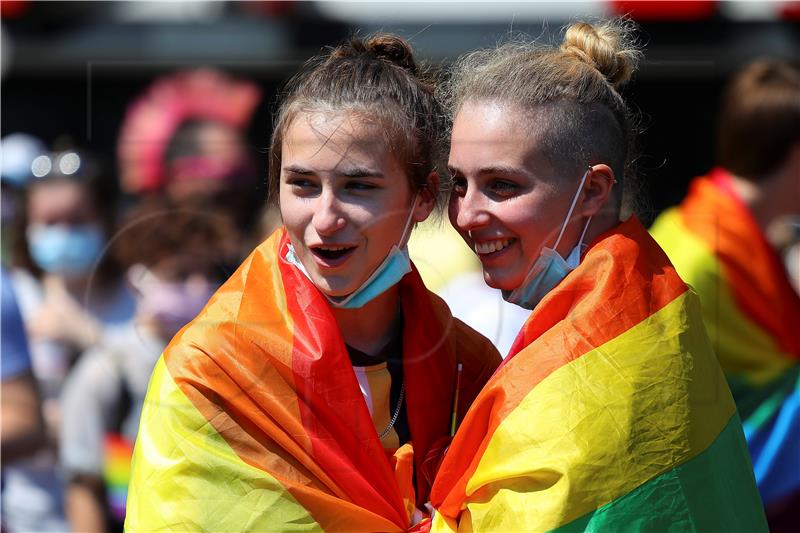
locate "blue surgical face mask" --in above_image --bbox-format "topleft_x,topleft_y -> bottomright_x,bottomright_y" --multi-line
502,169 -> 593,310
27,223 -> 105,276
285,196 -> 418,309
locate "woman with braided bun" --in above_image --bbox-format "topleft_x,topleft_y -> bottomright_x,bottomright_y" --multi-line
428,20 -> 767,531
125,34 -> 500,532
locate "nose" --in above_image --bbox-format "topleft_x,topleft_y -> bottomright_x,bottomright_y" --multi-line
450,186 -> 491,233
312,189 -> 346,236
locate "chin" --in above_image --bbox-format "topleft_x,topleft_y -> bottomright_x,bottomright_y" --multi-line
482,269 -> 518,292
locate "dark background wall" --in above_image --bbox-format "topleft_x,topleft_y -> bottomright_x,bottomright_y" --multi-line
2,1 -> 798,224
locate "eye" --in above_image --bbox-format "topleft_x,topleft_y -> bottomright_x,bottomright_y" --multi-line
345,180 -> 378,192
451,177 -> 467,196
488,179 -> 519,198
286,177 -> 318,193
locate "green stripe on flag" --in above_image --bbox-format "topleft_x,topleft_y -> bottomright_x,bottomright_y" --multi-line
552,414 -> 767,533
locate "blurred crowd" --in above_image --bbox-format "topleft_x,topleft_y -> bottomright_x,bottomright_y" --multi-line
0,68 -> 279,532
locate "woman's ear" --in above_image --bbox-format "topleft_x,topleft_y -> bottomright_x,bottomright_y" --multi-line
413,171 -> 439,223
580,164 -> 616,217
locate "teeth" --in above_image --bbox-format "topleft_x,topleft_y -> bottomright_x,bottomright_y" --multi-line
317,245 -> 349,251
475,239 -> 512,254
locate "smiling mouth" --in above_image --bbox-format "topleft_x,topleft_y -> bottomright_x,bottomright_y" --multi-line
474,238 -> 515,255
311,245 -> 356,261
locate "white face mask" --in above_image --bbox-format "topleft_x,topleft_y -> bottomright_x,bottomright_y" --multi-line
286,195 -> 418,309
502,168 -> 593,310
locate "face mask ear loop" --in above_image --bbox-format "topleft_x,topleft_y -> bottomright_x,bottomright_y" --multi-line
398,193 -> 419,249
552,167 -> 592,250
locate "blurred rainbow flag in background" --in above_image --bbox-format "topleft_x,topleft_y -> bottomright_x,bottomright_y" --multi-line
652,168 -> 800,507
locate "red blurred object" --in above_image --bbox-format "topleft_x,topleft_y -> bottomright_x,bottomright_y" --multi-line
0,0 -> 30,19
611,0 -> 717,20
781,1 -> 800,20
240,0 -> 295,18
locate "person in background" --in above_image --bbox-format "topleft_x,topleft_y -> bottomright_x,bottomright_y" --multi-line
117,68 -> 263,244
8,145 -> 135,435
429,20 -> 767,531
651,58 -> 800,531
1,266 -> 59,532
125,34 -> 500,532
59,198 -> 237,533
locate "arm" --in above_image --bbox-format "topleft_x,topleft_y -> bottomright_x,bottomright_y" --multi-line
1,371 -> 47,461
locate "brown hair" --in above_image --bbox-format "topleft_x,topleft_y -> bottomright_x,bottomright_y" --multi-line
267,34 -> 446,208
113,197 -> 239,279
441,19 -> 643,210
717,59 -> 800,181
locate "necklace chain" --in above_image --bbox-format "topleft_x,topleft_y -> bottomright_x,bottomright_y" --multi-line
378,383 -> 404,440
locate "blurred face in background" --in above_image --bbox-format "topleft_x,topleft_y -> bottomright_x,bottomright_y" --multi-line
26,179 -> 105,277
128,250 -> 220,341
279,110 -> 430,298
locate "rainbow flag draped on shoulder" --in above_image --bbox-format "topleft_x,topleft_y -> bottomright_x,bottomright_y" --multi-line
429,217 -> 767,532
125,229 -> 500,532
651,168 -> 800,507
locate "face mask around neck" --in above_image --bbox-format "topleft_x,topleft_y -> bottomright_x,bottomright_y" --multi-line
285,195 -> 418,309
502,168 -> 594,310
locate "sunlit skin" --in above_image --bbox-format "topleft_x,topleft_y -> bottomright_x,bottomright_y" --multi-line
279,110 -> 433,297
448,100 -> 617,292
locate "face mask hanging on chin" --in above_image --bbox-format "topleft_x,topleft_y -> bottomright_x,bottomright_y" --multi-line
285,195 -> 418,310
502,168 -> 594,311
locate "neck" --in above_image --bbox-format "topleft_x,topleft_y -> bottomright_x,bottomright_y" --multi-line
332,285 -> 401,355
555,210 -> 620,258
729,172 -> 788,233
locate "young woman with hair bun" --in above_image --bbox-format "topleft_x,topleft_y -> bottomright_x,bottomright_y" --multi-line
428,20 -> 768,531
125,34 -> 500,532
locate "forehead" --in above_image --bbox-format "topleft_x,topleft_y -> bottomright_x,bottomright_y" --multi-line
282,110 -> 391,161
28,180 -> 92,217
450,101 -> 536,161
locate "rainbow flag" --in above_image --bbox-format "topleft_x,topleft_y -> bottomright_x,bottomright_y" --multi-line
125,229 -> 500,532
429,217 -> 767,532
103,433 -> 134,523
651,168 -> 800,507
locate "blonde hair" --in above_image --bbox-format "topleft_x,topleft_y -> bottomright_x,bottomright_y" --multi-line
441,19 -> 643,208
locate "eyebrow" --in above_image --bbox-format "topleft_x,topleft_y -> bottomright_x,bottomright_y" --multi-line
283,165 -> 384,179
448,164 -> 529,178
340,167 -> 383,178
283,165 -> 313,175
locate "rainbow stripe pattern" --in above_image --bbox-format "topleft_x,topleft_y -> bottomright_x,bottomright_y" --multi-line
651,168 -> 800,507
429,217 -> 767,532
103,433 -> 134,523
125,229 -> 499,532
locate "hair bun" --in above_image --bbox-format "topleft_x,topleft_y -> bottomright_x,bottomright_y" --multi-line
560,20 -> 642,88
366,34 -> 418,74
331,34 -> 418,74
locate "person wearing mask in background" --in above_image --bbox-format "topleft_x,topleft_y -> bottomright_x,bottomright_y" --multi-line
428,20 -> 767,532
59,199 -> 238,533
3,146 -> 133,533
125,35 -> 500,532
117,68 -> 263,249
651,59 -> 800,532
8,146 -> 135,435
1,266 -> 55,532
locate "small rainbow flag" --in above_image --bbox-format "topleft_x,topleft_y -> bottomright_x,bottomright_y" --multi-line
103,433 -> 134,523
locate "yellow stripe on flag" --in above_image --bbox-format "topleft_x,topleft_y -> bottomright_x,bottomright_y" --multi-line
652,208 -> 792,386
461,292 -> 735,532
125,357 -> 320,532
